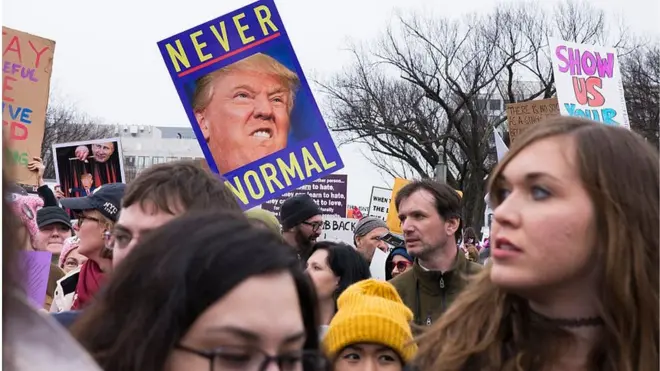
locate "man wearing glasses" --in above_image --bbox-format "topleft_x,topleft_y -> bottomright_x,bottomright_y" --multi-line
279,194 -> 323,262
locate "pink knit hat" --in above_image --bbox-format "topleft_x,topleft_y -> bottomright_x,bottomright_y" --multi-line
8,193 -> 43,248
59,236 -> 81,268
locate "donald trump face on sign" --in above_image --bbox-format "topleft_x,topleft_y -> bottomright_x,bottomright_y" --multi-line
192,53 -> 300,175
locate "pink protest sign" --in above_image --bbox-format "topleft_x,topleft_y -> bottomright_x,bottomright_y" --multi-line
549,38 -> 629,129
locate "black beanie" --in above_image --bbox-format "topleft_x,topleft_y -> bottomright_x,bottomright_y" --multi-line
279,194 -> 322,230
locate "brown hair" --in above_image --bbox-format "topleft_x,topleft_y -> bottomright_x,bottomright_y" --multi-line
122,160 -> 241,215
394,179 -> 462,239
192,53 -> 300,114
414,117 -> 659,371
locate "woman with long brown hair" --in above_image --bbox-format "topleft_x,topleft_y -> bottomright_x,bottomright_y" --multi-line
414,117 -> 658,371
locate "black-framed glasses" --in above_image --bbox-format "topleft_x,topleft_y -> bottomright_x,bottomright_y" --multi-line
301,221 -> 323,231
176,344 -> 325,371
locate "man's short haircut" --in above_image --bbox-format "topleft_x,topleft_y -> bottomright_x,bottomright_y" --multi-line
394,179 -> 462,239
122,161 -> 242,214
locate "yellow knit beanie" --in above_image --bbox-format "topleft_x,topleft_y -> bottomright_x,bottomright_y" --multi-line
323,279 -> 418,363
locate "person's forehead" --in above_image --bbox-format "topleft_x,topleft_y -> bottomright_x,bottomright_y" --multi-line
93,143 -> 113,149
308,249 -> 328,263
191,273 -> 304,340
398,189 -> 436,214
501,136 -> 575,182
366,226 -> 388,237
305,215 -> 323,223
391,254 -> 408,262
40,222 -> 70,231
116,203 -> 177,232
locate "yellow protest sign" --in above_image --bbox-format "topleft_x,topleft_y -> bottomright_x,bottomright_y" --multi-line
386,178 -> 410,235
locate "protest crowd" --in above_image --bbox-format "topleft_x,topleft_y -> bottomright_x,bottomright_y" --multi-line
2,1 -> 659,371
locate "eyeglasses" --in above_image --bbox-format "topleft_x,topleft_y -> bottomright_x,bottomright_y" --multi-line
175,344 -> 325,371
301,221 -> 323,231
393,261 -> 413,271
104,228 -> 154,250
77,215 -> 101,228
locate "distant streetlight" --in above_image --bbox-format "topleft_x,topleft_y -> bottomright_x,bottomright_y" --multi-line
434,147 -> 447,183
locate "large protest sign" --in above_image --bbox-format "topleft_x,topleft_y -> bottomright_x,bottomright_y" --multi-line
320,217 -> 356,245
549,38 -> 629,129
386,178 -> 410,235
2,27 -> 56,185
368,186 -> 392,221
157,0 -> 343,210
53,138 -> 126,198
261,174 -> 347,217
506,98 -> 560,143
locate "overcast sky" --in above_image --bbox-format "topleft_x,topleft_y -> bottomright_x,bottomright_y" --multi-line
4,0 -> 658,206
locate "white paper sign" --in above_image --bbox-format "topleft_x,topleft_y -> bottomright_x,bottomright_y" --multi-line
320,217 -> 356,245
367,186 -> 392,221
369,248 -> 388,281
549,38 -> 629,129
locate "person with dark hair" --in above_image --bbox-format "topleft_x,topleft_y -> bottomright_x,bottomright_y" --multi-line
414,117 -> 659,371
110,160 -> 242,269
305,241 -> 371,337
390,179 -> 482,329
280,194 -> 323,261
71,211 -> 324,371
353,216 -> 389,264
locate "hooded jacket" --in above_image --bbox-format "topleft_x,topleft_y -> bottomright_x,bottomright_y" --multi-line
390,250 -> 482,329
385,247 -> 413,281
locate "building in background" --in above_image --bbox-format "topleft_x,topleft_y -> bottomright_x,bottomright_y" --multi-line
114,125 -> 205,182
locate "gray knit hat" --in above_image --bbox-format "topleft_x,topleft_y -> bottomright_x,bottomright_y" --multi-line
353,216 -> 388,244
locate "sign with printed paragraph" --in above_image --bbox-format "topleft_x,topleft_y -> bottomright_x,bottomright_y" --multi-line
2,27 -> 56,185
549,38 -> 629,129
157,0 -> 343,210
261,174 -> 347,217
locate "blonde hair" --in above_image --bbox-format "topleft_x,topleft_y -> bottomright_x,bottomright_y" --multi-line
414,117 -> 659,371
84,209 -> 115,259
192,53 -> 300,113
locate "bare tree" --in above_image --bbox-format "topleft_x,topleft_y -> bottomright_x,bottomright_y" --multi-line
41,102 -> 115,179
621,43 -> 660,146
321,1 -> 637,230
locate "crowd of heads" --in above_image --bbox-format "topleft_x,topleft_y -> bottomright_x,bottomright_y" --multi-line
2,116 -> 658,371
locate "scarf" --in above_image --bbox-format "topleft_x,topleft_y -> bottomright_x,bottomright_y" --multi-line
71,260 -> 105,310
